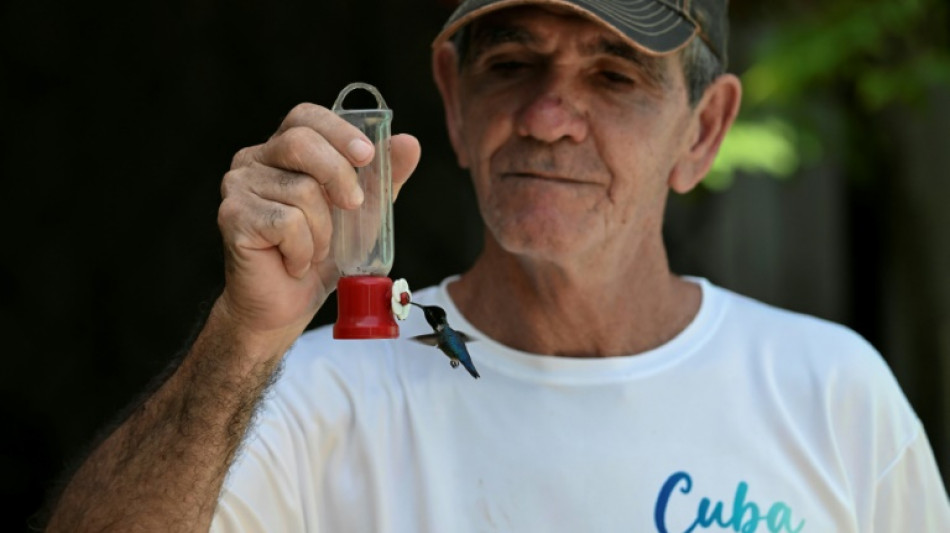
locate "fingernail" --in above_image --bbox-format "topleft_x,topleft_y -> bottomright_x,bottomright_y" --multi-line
350,186 -> 364,206
347,139 -> 373,162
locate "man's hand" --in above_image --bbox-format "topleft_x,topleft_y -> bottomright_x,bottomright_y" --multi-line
215,103 -> 421,348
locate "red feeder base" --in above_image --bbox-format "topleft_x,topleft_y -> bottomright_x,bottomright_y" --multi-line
333,275 -> 398,339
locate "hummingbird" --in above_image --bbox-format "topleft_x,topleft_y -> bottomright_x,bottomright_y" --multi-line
410,302 -> 480,379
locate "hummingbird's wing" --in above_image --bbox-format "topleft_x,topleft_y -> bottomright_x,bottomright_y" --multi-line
409,333 -> 440,347
456,331 -> 475,343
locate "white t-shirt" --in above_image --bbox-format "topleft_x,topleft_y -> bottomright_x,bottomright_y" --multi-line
211,278 -> 950,532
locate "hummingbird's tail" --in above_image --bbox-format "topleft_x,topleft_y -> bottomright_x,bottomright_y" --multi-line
462,359 -> 480,379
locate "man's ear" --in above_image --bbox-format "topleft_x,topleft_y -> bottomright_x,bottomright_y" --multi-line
669,73 -> 742,194
432,42 -> 470,169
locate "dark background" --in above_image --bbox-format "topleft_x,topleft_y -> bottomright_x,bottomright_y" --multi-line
1,1 -> 948,530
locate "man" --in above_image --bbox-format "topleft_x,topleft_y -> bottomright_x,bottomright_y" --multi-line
47,0 -> 949,531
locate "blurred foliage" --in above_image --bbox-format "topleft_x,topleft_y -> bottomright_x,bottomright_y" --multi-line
708,0 -> 950,189
707,118 -> 811,191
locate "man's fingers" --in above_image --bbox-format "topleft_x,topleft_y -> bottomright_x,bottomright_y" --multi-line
256,126 -> 364,209
276,103 -> 375,167
225,165 -> 334,264
230,144 -> 263,170
391,134 -> 421,200
219,193 -> 318,279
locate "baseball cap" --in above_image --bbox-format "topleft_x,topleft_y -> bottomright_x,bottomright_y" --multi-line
433,0 -> 728,63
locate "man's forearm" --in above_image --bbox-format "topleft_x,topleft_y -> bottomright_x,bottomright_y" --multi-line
46,305 -> 293,532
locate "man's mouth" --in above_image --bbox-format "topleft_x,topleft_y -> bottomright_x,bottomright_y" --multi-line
501,172 -> 597,186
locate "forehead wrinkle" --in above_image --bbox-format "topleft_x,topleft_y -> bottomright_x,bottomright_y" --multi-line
468,23 -> 537,60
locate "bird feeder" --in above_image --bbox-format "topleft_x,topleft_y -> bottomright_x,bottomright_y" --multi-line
331,82 -> 410,339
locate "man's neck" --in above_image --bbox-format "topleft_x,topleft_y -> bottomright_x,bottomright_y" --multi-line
448,236 -> 701,358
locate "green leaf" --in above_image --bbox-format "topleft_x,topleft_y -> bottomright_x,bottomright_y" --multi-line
704,118 -> 800,191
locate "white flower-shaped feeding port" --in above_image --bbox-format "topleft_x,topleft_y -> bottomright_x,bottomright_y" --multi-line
391,278 -> 412,321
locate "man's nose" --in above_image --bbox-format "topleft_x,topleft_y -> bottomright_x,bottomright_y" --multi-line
515,79 -> 588,144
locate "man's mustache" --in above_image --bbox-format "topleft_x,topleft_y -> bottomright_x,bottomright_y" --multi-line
490,139 -> 609,183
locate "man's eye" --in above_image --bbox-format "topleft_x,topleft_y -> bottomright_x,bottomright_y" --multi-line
490,61 -> 528,72
601,71 -> 634,85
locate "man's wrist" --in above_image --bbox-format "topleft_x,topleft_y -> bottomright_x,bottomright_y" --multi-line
201,297 -> 304,372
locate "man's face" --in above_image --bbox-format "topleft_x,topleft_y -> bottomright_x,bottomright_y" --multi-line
441,6 -> 697,266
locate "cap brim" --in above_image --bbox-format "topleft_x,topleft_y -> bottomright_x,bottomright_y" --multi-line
432,0 -> 698,56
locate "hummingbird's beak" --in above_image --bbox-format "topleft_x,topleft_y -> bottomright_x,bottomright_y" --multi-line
410,302 -> 425,309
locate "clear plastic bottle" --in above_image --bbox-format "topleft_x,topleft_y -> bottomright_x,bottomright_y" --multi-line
331,82 -> 394,277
